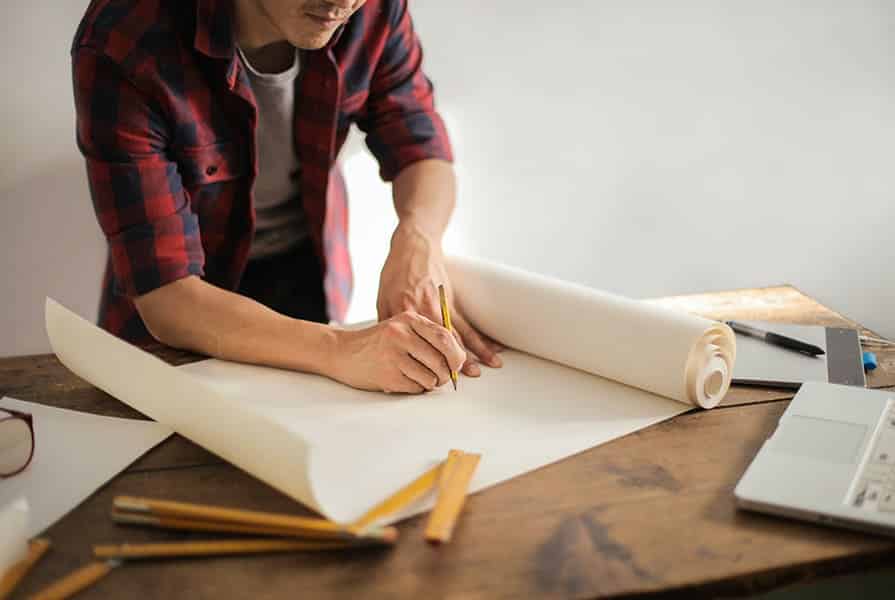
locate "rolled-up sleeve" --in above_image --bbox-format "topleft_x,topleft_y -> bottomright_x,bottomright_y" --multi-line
73,48 -> 204,297
357,0 -> 453,182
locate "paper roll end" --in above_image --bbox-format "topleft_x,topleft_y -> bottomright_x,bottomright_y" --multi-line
687,324 -> 736,409
695,365 -> 730,409
704,371 -> 724,398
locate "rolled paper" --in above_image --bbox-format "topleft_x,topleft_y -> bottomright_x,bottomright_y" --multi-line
448,256 -> 735,408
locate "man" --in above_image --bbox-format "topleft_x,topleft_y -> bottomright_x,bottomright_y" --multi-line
72,0 -> 502,393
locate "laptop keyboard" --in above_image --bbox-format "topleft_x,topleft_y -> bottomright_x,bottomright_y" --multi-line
847,399 -> 895,513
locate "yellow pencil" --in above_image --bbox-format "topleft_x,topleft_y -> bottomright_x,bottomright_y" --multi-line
113,496 -> 339,531
349,461 -> 444,534
93,539 -> 371,560
112,496 -> 398,544
28,560 -> 116,600
0,538 -> 51,600
110,510 -> 395,544
438,284 -> 458,391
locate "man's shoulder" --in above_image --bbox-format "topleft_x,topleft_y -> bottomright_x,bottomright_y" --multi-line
72,0 -> 193,70
339,0 -> 407,49
359,0 -> 407,28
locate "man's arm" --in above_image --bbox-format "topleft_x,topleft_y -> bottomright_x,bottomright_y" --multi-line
134,276 -> 336,373
356,1 -> 502,375
73,47 -> 463,394
135,276 -> 464,394
378,160 -> 502,377
391,159 -> 455,242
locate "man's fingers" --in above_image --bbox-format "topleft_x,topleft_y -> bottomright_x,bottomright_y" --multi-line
397,356 -> 438,392
447,321 -> 483,376
473,332 -> 504,356
407,314 -> 466,374
461,359 -> 481,378
382,378 -> 425,394
453,315 -> 502,368
483,335 -> 505,354
405,336 -> 451,386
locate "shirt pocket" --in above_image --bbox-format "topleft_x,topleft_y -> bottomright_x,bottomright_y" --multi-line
173,140 -> 248,188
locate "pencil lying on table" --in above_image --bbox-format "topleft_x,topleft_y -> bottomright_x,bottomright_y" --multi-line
93,538 -> 378,561
860,334 -> 895,347
112,496 -> 397,544
28,560 -> 117,600
0,538 -> 51,600
350,449 -> 482,544
110,510 -> 397,543
111,510 -> 354,539
350,460 -> 445,533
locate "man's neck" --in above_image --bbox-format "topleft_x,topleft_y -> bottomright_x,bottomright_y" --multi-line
241,42 -> 296,74
233,0 -> 294,73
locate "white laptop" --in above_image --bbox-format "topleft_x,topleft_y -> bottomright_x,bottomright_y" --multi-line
735,382 -> 895,537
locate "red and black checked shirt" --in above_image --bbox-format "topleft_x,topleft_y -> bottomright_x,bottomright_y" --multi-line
72,0 -> 453,342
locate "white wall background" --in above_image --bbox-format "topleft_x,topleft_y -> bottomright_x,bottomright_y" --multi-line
1,3 -> 106,357
2,0 -> 892,357
346,0 -> 895,334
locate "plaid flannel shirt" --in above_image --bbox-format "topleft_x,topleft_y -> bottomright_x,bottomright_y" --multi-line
72,0 -> 453,342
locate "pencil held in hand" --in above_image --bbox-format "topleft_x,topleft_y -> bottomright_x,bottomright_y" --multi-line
438,284 -> 459,391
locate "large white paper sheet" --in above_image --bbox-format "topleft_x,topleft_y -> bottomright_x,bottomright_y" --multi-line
180,350 -> 690,523
0,397 -> 171,537
45,256 -> 735,525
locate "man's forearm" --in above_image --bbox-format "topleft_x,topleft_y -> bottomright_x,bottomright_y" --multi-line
134,275 -> 338,375
379,157 -> 502,372
391,159 -> 456,244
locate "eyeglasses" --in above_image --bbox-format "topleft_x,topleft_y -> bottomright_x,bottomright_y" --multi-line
0,408 -> 35,478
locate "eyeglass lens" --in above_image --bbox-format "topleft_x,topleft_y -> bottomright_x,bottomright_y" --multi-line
0,411 -> 34,477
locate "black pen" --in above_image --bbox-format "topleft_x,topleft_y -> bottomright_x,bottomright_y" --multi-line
725,321 -> 825,357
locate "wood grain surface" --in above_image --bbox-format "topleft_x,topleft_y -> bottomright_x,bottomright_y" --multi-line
2,285 -> 893,599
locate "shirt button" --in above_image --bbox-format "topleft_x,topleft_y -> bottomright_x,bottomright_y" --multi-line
206,165 -> 218,176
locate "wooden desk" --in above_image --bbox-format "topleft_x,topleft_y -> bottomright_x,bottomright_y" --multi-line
2,285 -> 894,599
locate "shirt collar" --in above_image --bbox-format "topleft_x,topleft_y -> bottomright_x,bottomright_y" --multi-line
193,0 -> 236,60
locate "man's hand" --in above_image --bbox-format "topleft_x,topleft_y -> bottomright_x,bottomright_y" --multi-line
377,223 -> 503,378
330,311 -> 466,393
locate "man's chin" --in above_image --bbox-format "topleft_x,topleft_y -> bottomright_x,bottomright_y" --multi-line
286,30 -> 337,50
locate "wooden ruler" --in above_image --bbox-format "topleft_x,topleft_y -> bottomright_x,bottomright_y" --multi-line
425,450 -> 481,543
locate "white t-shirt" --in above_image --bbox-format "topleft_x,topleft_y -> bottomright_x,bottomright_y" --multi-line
237,46 -> 307,259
